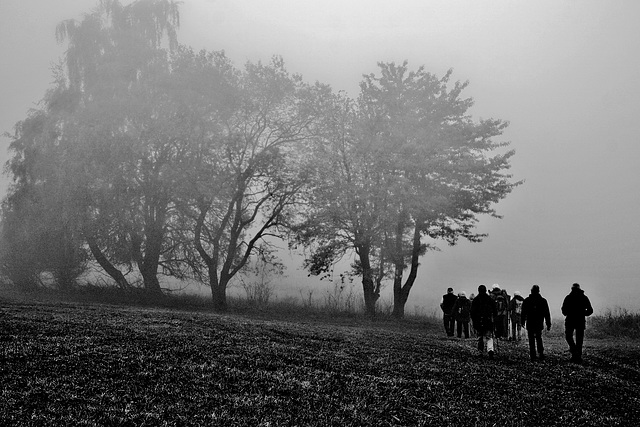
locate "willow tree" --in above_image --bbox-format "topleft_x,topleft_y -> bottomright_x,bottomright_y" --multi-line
55,0 -> 187,294
1,0 -> 186,293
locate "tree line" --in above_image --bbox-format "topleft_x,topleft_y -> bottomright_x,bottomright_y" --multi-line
0,0 -> 521,317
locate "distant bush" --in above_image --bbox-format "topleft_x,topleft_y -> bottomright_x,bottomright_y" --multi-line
590,308 -> 640,339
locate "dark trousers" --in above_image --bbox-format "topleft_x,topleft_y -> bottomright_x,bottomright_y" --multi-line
495,315 -> 507,338
565,325 -> 585,360
528,329 -> 544,359
443,314 -> 455,336
456,320 -> 469,338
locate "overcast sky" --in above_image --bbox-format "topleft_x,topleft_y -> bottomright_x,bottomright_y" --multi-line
1,1 -> 639,314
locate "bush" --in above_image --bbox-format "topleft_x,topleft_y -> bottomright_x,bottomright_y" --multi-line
590,307 -> 640,339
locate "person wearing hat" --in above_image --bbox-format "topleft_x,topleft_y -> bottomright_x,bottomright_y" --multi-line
521,285 -> 552,361
440,287 -> 457,337
471,284 -> 498,358
451,291 -> 472,339
509,291 -> 525,341
561,283 -> 594,363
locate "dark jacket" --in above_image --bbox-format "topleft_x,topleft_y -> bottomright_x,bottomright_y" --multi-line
521,293 -> 551,331
441,292 -> 457,314
490,288 -> 510,316
509,294 -> 525,319
562,288 -> 594,329
470,291 -> 497,333
451,296 -> 471,321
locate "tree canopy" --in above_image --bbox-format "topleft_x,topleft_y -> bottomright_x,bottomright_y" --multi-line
296,61 -> 521,316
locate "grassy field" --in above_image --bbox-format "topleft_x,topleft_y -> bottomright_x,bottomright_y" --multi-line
1,297 -> 639,426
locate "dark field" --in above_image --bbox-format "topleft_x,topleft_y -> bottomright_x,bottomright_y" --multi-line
1,299 -> 639,426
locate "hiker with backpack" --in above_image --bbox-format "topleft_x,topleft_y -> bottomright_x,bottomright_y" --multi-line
490,284 -> 509,339
521,285 -> 552,361
509,291 -> 525,341
471,284 -> 498,359
451,291 -> 472,339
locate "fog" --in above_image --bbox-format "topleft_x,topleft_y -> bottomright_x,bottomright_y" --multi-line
1,0 -> 639,314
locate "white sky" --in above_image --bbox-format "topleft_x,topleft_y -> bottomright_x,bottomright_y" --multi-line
1,0 -> 639,314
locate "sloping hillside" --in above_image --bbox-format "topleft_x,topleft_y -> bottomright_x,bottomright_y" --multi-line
1,301 -> 639,426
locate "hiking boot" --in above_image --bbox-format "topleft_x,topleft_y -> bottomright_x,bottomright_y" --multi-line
488,350 -> 494,360
538,354 -> 545,361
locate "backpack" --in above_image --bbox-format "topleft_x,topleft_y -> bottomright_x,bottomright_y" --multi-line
496,294 -> 508,315
515,299 -> 523,315
456,300 -> 470,317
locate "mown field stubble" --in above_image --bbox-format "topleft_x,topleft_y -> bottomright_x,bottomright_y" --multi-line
1,299 -> 639,426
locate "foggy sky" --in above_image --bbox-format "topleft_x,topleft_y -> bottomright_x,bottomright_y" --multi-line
1,0 -> 639,314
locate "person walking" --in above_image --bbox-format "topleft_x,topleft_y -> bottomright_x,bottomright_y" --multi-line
509,291 -> 525,341
561,283 -> 594,364
521,285 -> 551,361
451,291 -> 472,339
471,284 -> 498,359
490,284 -> 509,339
468,293 -> 476,337
440,287 -> 457,337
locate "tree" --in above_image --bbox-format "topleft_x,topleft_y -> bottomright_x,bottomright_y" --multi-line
187,56 -> 322,311
53,0 -> 188,294
294,90 -> 394,316
298,62 -> 521,317
0,65 -> 92,291
1,1 -> 191,294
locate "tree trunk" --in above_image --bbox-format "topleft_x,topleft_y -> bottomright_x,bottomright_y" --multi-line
357,243 -> 379,316
211,283 -> 228,311
140,264 -> 163,296
209,269 -> 228,312
392,224 -> 421,318
87,235 -> 131,290
392,272 -> 410,318
131,211 -> 165,297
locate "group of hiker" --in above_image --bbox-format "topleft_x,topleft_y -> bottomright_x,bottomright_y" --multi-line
440,283 -> 593,363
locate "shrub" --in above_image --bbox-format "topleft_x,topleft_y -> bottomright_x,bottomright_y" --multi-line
590,307 -> 640,339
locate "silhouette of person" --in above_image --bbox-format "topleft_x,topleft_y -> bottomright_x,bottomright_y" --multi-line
561,283 -> 594,363
440,287 -> 457,337
509,291 -> 525,341
471,284 -> 497,359
521,285 -> 551,361
451,291 -> 471,339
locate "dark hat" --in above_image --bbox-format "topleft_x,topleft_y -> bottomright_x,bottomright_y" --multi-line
531,284 -> 540,294
447,287 -> 453,293
478,284 -> 487,293
572,283 -> 581,289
